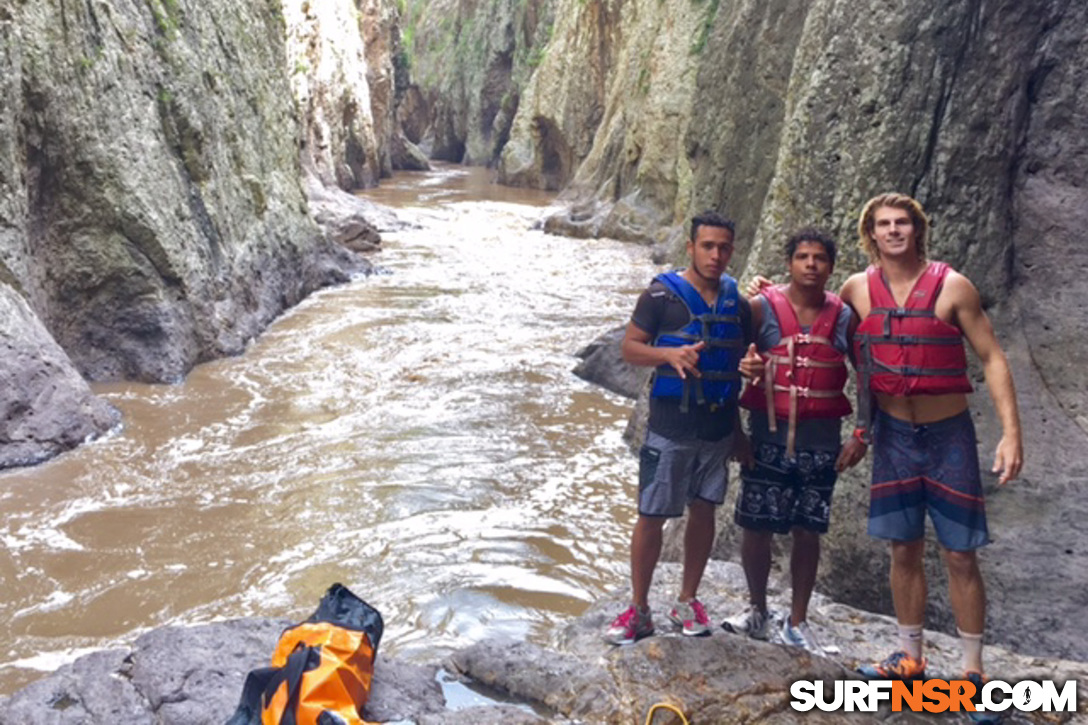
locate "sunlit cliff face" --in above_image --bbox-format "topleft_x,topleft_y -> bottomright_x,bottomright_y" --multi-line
283,0 -> 380,188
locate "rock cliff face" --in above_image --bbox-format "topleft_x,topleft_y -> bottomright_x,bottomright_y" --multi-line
367,0 -> 1088,663
500,0 -> 1086,314
284,0 -> 416,183
400,0 -> 555,166
0,287 -> 119,469
0,0 -> 383,466
282,0 -> 409,252
523,0 -> 1088,662
284,0 -> 384,188
499,0 -> 719,240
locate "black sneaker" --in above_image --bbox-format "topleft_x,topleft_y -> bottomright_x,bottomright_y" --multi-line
963,671 -> 1002,724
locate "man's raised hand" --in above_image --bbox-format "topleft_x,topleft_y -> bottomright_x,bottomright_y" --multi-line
745,275 -> 774,298
738,343 -> 764,382
664,341 -> 705,379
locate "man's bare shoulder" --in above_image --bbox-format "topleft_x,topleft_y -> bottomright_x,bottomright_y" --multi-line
941,269 -> 982,305
839,271 -> 867,300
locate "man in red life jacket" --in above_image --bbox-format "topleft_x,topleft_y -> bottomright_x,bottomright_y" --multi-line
604,210 -> 754,645
845,193 -> 1022,694
720,228 -> 867,652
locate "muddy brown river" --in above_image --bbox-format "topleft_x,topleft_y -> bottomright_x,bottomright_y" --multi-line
0,166 -> 664,695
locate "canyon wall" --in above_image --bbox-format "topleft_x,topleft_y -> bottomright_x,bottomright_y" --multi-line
494,0 -> 1088,660
0,0 -> 377,466
284,0 -> 384,188
399,0 -> 555,166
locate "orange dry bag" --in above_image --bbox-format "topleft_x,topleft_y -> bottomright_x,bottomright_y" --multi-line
228,583 -> 384,725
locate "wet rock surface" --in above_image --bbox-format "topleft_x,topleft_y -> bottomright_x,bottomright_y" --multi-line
7,563 -> 1078,723
0,286 -> 119,469
571,325 -> 647,401
451,561 -> 1088,724
0,619 -> 448,725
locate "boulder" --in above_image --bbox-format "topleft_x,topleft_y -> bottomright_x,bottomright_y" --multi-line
449,561 -> 1088,723
571,325 -> 648,401
0,285 -> 118,469
0,619 -> 447,725
391,131 -> 432,172
303,173 -> 411,256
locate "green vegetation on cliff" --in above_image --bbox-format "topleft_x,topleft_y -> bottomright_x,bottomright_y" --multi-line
396,0 -> 556,164
690,0 -> 721,55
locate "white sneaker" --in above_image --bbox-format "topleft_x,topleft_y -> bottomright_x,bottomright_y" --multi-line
781,617 -> 824,653
720,605 -> 769,640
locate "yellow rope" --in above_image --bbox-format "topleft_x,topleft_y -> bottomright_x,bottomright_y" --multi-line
644,702 -> 689,725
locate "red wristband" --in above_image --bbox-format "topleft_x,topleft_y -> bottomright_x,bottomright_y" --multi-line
852,427 -> 870,445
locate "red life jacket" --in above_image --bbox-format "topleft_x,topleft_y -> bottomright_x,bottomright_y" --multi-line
740,286 -> 851,457
854,261 -> 973,399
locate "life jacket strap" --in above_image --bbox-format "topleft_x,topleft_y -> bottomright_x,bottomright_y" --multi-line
857,336 -> 874,444
860,334 -> 963,346
875,307 -> 937,336
766,385 -> 844,397
658,371 -> 740,413
653,369 -> 740,381
867,361 -> 969,377
679,377 -> 703,414
782,332 -> 836,347
765,354 -> 844,369
871,307 -> 937,315
654,333 -> 744,347
700,371 -> 742,381
698,313 -> 742,324
787,384 -> 799,459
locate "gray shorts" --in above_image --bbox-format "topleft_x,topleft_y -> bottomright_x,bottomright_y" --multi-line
638,430 -> 732,517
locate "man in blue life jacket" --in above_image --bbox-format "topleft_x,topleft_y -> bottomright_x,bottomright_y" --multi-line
605,210 -> 754,645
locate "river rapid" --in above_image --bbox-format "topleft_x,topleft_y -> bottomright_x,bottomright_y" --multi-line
0,166 -> 664,695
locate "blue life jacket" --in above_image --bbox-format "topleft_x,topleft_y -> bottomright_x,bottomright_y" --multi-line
650,270 -> 744,412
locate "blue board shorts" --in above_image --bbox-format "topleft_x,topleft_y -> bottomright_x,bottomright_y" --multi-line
868,408 -> 990,551
638,430 -> 732,517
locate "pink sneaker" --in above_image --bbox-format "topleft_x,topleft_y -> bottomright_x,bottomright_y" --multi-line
604,605 -> 654,645
668,598 -> 711,637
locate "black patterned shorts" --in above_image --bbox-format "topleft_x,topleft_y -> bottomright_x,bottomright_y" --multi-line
734,438 -> 839,534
